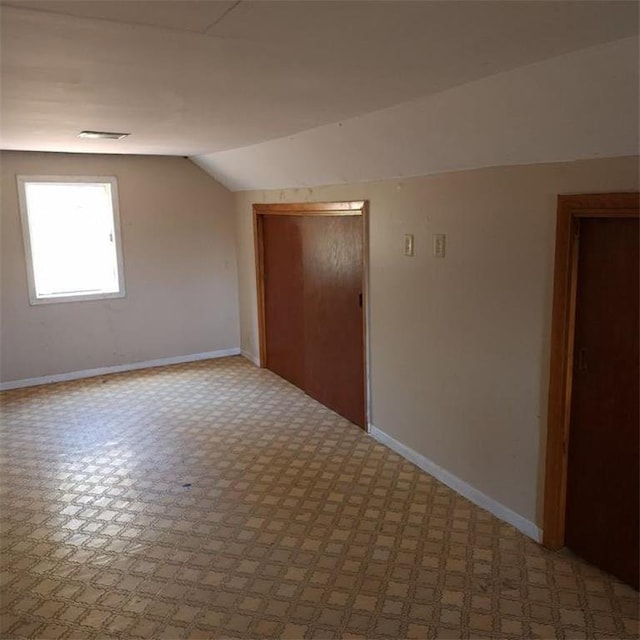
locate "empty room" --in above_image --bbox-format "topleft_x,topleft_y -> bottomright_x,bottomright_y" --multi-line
1,1 -> 638,639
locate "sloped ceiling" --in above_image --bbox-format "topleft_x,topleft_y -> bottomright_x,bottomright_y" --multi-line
1,1 -> 638,190
194,37 -> 640,190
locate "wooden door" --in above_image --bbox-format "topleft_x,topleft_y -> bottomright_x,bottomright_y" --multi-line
261,216 -> 305,390
565,217 -> 639,588
260,208 -> 366,428
302,216 -> 365,427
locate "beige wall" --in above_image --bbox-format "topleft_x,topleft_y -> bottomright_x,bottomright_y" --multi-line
1,151 -> 239,383
235,156 -> 640,528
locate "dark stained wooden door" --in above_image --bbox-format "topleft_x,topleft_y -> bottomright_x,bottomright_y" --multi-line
261,216 -> 305,390
262,214 -> 365,428
302,216 -> 365,427
565,217 -> 639,589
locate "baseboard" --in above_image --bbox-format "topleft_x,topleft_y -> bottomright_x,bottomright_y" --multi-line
0,348 -> 241,391
368,424 -> 542,542
241,350 -> 261,366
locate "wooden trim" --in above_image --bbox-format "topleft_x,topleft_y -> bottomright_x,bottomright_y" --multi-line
253,210 -> 268,367
361,201 -> 371,426
253,200 -> 369,428
253,201 -> 366,215
543,193 -> 639,549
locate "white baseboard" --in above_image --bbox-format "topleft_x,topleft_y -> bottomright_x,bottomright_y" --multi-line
241,350 -> 261,366
0,348 -> 241,391
368,424 -> 542,542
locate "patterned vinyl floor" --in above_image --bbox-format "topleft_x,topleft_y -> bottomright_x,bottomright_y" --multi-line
0,356 -> 637,639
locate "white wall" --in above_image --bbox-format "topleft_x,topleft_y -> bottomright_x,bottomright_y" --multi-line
1,152 -> 239,384
235,156 -> 640,532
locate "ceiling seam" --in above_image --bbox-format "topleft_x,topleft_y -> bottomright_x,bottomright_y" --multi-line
202,0 -> 242,36
0,3 -> 219,38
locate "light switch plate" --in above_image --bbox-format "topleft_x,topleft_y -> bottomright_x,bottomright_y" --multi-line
433,234 -> 446,258
404,234 -> 414,257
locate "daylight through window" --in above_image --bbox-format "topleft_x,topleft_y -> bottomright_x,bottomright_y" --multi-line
17,176 -> 125,304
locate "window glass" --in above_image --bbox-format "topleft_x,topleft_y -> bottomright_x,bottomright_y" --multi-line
18,177 -> 125,304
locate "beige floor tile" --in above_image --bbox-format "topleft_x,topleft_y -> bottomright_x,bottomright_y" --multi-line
1,356 -> 638,639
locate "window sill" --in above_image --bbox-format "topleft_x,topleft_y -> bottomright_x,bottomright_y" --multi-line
28,290 -> 126,306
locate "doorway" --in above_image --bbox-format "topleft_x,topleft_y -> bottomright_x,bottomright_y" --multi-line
253,201 -> 368,428
543,193 -> 639,589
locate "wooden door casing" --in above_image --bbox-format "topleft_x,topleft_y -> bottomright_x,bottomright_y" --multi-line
564,217 -> 639,588
543,193 -> 640,589
254,201 -> 368,429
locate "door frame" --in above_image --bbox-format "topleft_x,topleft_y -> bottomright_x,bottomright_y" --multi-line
253,200 -> 370,429
542,192 -> 639,549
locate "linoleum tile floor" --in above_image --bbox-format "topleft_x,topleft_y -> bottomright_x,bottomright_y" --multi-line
0,357 -> 637,640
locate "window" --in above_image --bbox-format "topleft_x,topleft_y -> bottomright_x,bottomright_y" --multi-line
17,176 -> 125,304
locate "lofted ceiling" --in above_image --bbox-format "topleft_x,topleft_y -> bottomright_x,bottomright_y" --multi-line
194,36 -> 640,190
1,0 -> 638,162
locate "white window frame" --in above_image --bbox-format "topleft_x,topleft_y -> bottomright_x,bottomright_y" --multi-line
17,175 -> 126,305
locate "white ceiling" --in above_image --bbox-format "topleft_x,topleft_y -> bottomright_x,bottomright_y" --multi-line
1,0 -> 638,159
193,37 -> 640,191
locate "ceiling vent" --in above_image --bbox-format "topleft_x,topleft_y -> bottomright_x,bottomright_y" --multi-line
78,131 -> 130,140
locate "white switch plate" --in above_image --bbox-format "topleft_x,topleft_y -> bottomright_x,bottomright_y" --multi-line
433,233 -> 446,258
403,234 -> 414,256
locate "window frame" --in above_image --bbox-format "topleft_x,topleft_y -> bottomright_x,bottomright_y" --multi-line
17,175 -> 126,306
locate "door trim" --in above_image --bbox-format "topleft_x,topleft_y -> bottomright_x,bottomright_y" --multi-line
253,200 -> 370,428
542,192 -> 640,549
